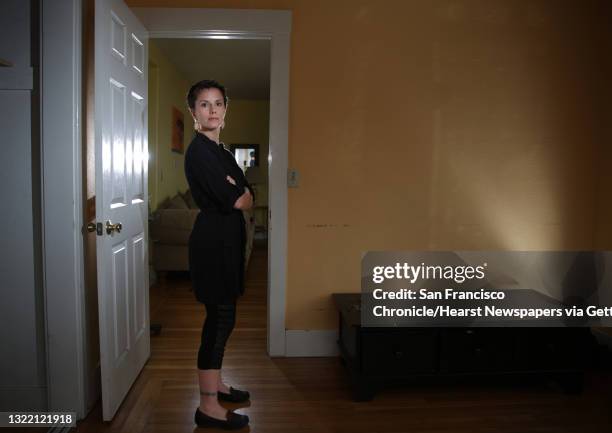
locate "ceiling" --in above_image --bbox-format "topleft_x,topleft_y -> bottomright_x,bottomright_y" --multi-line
152,38 -> 271,100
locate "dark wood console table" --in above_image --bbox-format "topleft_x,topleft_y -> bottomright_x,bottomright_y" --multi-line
333,293 -> 591,401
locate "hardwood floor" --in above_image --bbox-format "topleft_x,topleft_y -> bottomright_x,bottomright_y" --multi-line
71,238 -> 612,433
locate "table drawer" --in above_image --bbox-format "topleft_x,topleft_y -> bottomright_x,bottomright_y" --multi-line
440,328 -> 514,373
514,328 -> 584,371
361,329 -> 436,376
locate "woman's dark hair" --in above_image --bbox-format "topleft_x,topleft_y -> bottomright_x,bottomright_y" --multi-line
186,79 -> 228,110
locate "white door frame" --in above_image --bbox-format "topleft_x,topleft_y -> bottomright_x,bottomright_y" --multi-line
41,0 -> 87,417
41,5 -> 290,418
132,7 -> 291,357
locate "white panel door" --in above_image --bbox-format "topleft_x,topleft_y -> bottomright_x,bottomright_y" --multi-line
94,0 -> 149,421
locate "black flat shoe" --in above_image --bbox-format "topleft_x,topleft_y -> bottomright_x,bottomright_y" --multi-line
218,386 -> 250,403
194,407 -> 249,430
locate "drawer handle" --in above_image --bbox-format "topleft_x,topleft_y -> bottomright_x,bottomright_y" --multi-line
394,350 -> 404,359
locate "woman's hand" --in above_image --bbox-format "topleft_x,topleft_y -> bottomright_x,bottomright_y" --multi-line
227,175 -> 253,209
234,187 -> 253,210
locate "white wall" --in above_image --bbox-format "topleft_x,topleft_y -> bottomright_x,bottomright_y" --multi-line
0,0 -> 47,411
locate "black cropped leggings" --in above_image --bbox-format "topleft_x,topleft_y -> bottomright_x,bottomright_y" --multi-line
198,303 -> 237,370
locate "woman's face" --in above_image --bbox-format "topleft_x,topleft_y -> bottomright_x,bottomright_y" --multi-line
190,87 -> 226,131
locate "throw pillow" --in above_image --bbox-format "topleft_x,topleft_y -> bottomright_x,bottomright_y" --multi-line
167,194 -> 188,209
181,189 -> 198,209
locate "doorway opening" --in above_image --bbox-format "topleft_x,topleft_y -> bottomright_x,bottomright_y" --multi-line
131,8 -> 291,365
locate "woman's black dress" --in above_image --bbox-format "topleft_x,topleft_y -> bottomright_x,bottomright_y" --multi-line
184,132 -> 252,304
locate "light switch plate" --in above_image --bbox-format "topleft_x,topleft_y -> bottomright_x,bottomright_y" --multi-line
287,169 -> 299,188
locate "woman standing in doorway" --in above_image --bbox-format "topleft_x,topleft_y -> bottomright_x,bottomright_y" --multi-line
184,80 -> 254,430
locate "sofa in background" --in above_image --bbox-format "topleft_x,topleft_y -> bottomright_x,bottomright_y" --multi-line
150,189 -> 255,273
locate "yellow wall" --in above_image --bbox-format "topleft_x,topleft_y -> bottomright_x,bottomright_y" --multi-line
594,23 -> 612,251
129,0 -> 612,330
595,123 -> 612,249
148,40 -> 191,210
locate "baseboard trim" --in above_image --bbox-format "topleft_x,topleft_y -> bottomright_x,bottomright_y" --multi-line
285,330 -> 339,357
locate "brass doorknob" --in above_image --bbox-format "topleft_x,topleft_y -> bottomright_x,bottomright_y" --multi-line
86,222 -> 96,232
105,220 -> 122,235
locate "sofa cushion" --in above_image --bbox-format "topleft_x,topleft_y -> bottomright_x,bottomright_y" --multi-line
150,203 -> 256,272
181,189 -> 198,209
167,194 -> 189,209
150,209 -> 199,244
